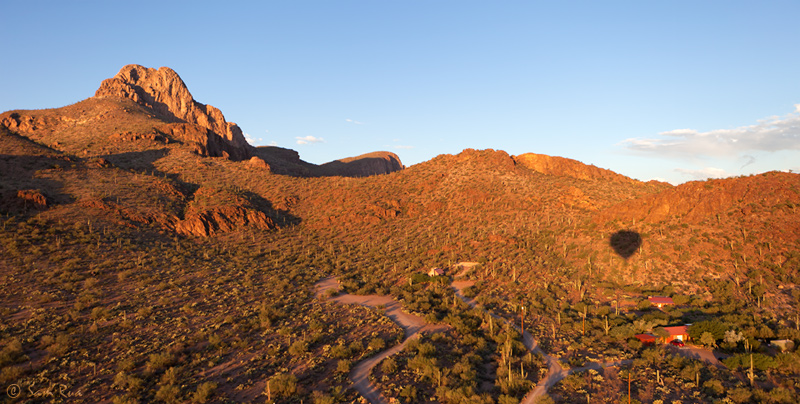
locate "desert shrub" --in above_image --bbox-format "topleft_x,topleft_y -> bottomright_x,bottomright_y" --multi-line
726,387 -> 753,404
381,357 -> 398,374
399,385 -> 418,403
0,365 -> 23,384
329,343 -> 350,359
417,342 -> 436,357
159,367 -> 179,386
117,357 -> 136,372
155,383 -> 180,403
0,338 -> 25,366
46,334 -> 70,357
411,273 -> 430,284
368,337 -> 386,351
337,359 -> 352,374
111,395 -> 140,404
191,382 -> 217,403
113,372 -> 143,393
688,319 -> 728,341
312,390 -> 336,404
498,394 -> 520,404
267,373 -> 297,398
723,353 -> 776,371
444,313 -> 481,334
147,352 -> 175,371
767,387 -> 794,403
288,340 -> 308,357
348,340 -> 363,356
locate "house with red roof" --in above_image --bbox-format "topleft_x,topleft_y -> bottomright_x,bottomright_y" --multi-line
661,325 -> 690,343
634,333 -> 656,345
648,296 -> 674,308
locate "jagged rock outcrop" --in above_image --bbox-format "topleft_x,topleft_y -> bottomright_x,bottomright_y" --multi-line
319,151 -> 404,177
514,153 -> 636,183
174,187 -> 276,237
175,206 -> 275,237
0,112 -> 61,136
156,123 -> 241,159
95,64 -> 250,160
247,156 -> 270,170
3,189 -> 49,212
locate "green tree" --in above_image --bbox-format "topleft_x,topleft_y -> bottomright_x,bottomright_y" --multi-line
689,320 -> 727,341
700,331 -> 717,348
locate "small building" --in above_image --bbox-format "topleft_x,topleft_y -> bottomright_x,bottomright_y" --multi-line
634,333 -> 656,345
770,339 -> 795,352
662,325 -> 690,342
648,296 -> 675,308
428,268 -> 446,277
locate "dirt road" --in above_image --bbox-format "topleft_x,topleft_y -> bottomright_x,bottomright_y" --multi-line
450,280 -> 569,403
317,275 -> 637,403
315,277 -> 447,404
450,280 -> 636,403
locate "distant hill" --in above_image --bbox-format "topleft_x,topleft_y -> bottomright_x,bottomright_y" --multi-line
513,152 -> 664,185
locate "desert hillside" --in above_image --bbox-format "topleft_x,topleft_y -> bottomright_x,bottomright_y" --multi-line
1,65 -> 799,404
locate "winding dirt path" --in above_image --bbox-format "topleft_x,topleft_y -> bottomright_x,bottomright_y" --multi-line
451,279 -> 632,403
316,274 -> 637,403
315,277 -> 447,404
451,280 -> 565,403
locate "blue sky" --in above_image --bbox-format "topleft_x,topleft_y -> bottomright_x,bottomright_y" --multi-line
2,1 -> 799,184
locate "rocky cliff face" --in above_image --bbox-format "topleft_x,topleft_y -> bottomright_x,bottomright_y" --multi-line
95,64 -> 250,160
318,151 -> 404,177
514,153 -> 636,183
174,186 -> 276,237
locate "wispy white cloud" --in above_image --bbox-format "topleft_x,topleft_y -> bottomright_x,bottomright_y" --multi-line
296,135 -> 324,145
345,118 -> 364,125
268,140 -> 278,146
245,133 -> 263,144
674,167 -> 730,181
621,106 -> 800,160
393,145 -> 414,150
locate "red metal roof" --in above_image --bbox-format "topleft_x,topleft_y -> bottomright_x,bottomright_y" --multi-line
662,325 -> 688,336
648,296 -> 674,304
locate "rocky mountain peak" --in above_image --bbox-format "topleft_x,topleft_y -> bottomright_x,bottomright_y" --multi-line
95,64 -> 250,160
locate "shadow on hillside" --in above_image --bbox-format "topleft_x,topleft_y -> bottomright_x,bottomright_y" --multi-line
610,230 -> 642,259
0,154 -> 72,215
240,189 -> 301,228
102,148 -> 170,174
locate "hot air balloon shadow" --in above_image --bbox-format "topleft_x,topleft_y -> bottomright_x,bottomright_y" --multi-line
609,230 -> 642,259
